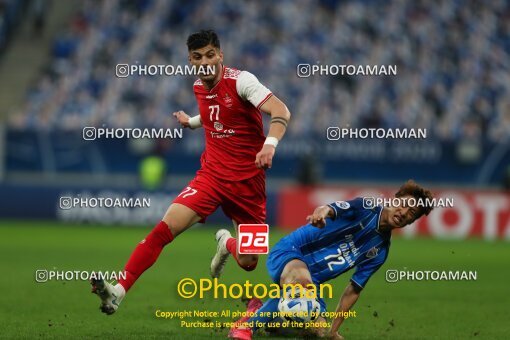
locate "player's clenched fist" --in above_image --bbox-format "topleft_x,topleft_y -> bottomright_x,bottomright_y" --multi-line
306,205 -> 333,228
173,110 -> 191,128
255,144 -> 275,169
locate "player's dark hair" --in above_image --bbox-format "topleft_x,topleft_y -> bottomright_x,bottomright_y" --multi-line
187,30 -> 220,51
395,179 -> 434,217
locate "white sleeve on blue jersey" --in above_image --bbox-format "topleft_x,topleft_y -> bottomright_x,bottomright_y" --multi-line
236,71 -> 273,109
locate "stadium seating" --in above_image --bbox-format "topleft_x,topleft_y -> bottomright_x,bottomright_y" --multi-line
7,0 -> 510,143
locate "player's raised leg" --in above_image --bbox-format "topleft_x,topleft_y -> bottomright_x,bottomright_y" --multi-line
227,221 -> 259,270
211,220 -> 259,278
211,172 -> 265,278
91,202 -> 202,314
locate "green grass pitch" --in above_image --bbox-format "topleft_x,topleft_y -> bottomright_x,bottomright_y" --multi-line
0,221 -> 508,339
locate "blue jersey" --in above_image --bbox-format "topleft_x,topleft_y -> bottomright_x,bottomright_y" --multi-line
282,198 -> 390,289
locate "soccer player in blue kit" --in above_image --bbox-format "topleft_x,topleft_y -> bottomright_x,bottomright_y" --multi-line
227,180 -> 434,340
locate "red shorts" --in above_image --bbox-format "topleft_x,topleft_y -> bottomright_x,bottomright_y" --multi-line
173,170 -> 266,224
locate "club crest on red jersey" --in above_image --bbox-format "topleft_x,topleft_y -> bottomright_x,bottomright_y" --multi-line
214,122 -> 224,131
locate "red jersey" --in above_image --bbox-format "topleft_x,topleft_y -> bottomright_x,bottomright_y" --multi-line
193,66 -> 273,181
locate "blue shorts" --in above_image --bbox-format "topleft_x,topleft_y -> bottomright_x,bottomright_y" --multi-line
267,237 -> 305,284
266,237 -> 327,313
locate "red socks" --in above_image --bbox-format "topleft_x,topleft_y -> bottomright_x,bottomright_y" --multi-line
226,237 -> 238,260
226,237 -> 257,271
117,225 -> 257,292
118,221 -> 174,292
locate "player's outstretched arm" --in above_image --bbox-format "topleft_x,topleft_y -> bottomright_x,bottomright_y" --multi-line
255,96 -> 291,169
306,205 -> 335,228
172,110 -> 202,129
328,283 -> 361,339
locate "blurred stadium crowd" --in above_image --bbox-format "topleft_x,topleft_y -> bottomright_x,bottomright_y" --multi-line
6,0 -> 510,143
0,0 -> 25,52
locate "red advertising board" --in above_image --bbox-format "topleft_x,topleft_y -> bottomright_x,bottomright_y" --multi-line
278,186 -> 510,240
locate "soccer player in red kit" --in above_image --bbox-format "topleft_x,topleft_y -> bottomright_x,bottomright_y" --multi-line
90,30 -> 291,315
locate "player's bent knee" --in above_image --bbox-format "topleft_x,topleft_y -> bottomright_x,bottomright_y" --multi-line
280,259 -> 313,287
162,203 -> 201,237
162,218 -> 184,238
